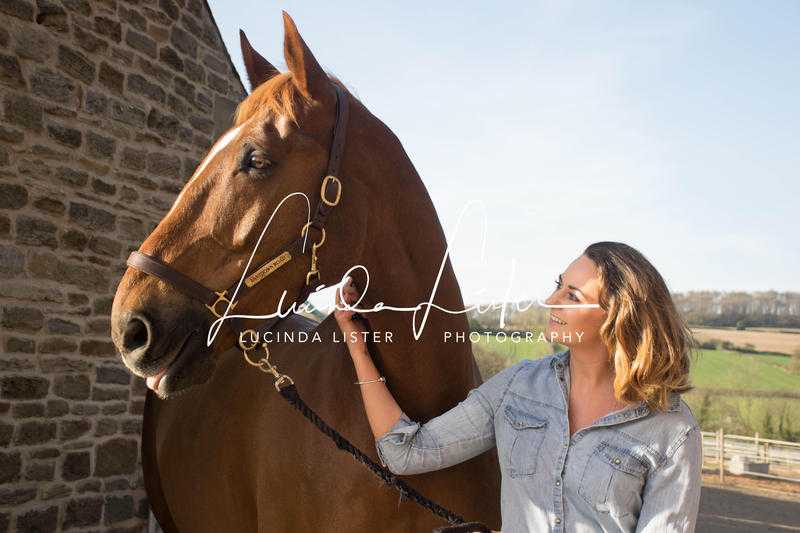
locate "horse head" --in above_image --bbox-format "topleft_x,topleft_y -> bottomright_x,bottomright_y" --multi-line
111,12 -> 366,399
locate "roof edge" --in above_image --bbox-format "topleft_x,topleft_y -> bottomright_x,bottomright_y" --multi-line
202,0 -> 248,97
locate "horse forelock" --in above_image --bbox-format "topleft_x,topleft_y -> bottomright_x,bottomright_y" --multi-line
233,72 -> 308,129
232,72 -> 354,130
162,73 -> 357,235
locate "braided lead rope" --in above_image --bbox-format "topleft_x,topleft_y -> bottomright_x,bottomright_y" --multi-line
277,384 -> 475,527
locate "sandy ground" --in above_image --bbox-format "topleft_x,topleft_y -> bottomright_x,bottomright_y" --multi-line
699,474 -> 800,532
149,473 -> 800,532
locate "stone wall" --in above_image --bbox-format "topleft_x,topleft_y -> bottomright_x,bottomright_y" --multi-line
0,0 -> 246,530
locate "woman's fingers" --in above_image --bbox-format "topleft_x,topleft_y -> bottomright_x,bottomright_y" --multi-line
340,278 -> 361,304
337,289 -> 353,305
344,289 -> 358,303
335,281 -> 361,317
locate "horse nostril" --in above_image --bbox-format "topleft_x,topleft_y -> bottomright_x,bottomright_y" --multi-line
122,313 -> 152,354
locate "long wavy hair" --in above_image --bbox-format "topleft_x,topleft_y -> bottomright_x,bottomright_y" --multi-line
583,241 -> 694,411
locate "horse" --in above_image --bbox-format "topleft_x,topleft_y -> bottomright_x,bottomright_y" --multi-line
110,12 -> 502,532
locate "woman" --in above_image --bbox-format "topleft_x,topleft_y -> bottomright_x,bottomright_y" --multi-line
334,241 -> 702,533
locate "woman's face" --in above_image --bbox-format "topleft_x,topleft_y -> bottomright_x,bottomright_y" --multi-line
544,254 -> 606,348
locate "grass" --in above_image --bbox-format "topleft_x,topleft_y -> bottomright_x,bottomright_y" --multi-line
473,339 -> 800,392
471,334 -> 800,441
689,349 -> 800,392
477,330 -> 559,363
684,392 -> 800,441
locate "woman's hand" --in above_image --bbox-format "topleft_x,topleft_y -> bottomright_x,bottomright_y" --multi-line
334,276 -> 368,353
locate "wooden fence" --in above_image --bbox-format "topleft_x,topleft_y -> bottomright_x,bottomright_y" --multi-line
702,429 -> 800,483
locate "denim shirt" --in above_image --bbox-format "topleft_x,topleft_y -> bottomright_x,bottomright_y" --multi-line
374,350 -> 702,533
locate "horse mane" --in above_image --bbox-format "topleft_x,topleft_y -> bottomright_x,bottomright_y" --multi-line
233,72 -> 354,128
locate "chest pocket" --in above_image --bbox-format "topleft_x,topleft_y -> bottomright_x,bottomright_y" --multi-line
578,441 -> 649,518
502,398 -> 548,478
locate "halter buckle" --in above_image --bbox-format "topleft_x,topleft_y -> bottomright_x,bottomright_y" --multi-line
206,290 -> 238,319
320,175 -> 342,207
300,223 -> 326,254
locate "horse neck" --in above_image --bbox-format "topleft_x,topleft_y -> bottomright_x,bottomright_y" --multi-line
364,254 -> 482,421
344,107 -> 482,420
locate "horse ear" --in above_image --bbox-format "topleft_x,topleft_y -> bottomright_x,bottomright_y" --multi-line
281,11 -> 331,103
239,29 -> 280,92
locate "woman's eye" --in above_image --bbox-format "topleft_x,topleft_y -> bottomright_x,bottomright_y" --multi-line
247,151 -> 272,170
569,293 -> 579,302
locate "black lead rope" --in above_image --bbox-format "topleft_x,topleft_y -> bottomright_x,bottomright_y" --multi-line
277,384 -> 492,532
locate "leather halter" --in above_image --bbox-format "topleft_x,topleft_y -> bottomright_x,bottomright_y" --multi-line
126,83 -> 350,347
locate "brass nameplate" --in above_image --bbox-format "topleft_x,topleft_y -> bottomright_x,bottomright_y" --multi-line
244,251 -> 292,288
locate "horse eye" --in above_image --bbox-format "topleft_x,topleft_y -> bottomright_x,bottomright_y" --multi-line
247,151 -> 272,170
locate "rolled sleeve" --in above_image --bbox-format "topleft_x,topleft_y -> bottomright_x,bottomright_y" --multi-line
635,425 -> 703,532
374,361 -> 526,476
374,411 -> 425,473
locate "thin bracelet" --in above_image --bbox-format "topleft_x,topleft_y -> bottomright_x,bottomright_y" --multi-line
354,376 -> 386,385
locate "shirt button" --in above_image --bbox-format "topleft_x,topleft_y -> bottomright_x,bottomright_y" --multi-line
613,457 -> 621,465
564,442 -> 569,448
555,479 -> 561,486
555,517 -> 562,525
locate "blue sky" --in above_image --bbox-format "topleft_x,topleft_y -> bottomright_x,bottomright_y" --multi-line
208,1 -> 799,306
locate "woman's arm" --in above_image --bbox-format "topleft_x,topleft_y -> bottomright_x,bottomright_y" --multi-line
334,277 -> 523,475
349,336 -> 404,438
334,276 -> 405,439
635,425 -> 703,532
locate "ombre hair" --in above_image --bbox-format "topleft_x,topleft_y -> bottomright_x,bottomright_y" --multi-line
583,242 -> 694,411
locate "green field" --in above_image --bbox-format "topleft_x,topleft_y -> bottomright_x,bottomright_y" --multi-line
475,338 -> 800,392
472,337 -> 800,441
689,349 -> 800,392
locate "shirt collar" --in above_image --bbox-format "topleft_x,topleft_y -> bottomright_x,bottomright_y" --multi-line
550,349 -> 570,372
549,348 -> 682,423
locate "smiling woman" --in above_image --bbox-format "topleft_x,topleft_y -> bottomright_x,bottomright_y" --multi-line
337,241 -> 702,533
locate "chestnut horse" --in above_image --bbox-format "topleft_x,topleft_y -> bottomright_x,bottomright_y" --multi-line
110,12 -> 502,532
